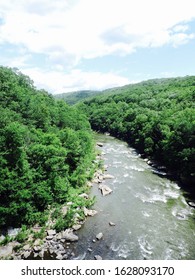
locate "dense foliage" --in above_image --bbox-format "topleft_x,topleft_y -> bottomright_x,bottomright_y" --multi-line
78,77 -> 195,186
0,66 -> 95,229
55,90 -> 100,105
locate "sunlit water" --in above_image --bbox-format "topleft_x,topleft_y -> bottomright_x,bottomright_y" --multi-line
70,134 -> 195,260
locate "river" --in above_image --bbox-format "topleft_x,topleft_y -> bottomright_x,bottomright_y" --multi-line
70,134 -> 195,260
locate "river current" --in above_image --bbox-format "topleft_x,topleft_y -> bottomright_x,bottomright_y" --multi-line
70,134 -> 195,260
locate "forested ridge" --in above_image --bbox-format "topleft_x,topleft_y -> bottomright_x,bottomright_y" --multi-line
0,66 -> 95,229
1,66 -> 195,232
78,76 -> 195,187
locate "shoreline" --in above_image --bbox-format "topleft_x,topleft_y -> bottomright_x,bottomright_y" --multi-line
0,143 -> 106,260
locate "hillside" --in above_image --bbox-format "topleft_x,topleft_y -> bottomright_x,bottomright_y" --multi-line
55,90 -> 100,105
78,75 -> 195,187
0,66 -> 95,229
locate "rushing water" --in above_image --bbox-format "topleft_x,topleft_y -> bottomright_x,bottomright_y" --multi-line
70,134 -> 195,260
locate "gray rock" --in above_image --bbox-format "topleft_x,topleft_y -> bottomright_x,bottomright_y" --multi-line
72,224 -> 82,231
47,229 -> 56,236
99,185 -> 113,196
62,229 -> 78,242
94,255 -> 102,260
23,244 -> 31,251
23,251 -> 31,259
97,142 -> 104,147
88,248 -> 92,252
46,235 -> 53,240
0,245 -> 13,258
0,235 -> 5,242
7,227 -> 20,238
109,222 -> 116,226
96,232 -> 103,240
38,250 -> 45,259
61,206 -> 68,216
103,174 -> 114,179
83,207 -> 97,217
79,193 -> 89,199
188,201 -> 195,208
33,246 -> 41,252
56,253 -> 63,260
34,239 -> 41,246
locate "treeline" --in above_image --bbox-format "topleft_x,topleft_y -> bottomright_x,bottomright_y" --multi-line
78,76 -> 195,186
55,90 -> 100,105
0,66 -> 95,229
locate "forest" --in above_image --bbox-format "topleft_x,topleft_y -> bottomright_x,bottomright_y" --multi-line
78,76 -> 195,188
0,66 -> 95,230
0,66 -> 194,232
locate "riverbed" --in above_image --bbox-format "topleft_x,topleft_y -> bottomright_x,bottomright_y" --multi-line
70,134 -> 195,260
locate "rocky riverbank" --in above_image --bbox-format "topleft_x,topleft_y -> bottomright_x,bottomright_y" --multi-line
0,141 -> 114,260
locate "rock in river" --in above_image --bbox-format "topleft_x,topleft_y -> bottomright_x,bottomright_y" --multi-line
83,207 -> 98,217
62,229 -> 78,242
99,185 -> 113,196
96,232 -> 103,240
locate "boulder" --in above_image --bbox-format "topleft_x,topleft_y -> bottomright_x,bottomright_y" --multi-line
188,201 -> 195,208
83,207 -> 97,217
79,193 -> 89,199
96,232 -> 103,240
61,206 -> 68,216
56,253 -> 63,260
34,239 -> 41,246
99,185 -> 113,196
97,142 -> 104,147
72,224 -> 82,231
94,255 -> 102,260
0,245 -> 13,258
47,229 -> 56,236
23,244 -> 31,251
109,222 -> 116,226
103,174 -> 114,179
23,251 -> 31,259
62,229 -> 78,242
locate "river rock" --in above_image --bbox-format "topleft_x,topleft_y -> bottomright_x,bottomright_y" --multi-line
56,253 -> 63,260
188,201 -> 195,208
23,244 -> 31,251
61,206 -> 68,216
72,224 -> 82,231
94,255 -> 102,260
99,185 -> 113,196
83,207 -> 97,217
0,245 -> 13,258
0,235 -> 5,242
23,251 -> 31,259
79,193 -> 89,199
103,174 -> 114,179
47,229 -> 56,236
96,232 -> 103,240
34,239 -> 41,246
46,235 -> 53,241
109,222 -> 116,226
97,142 -> 104,147
62,229 -> 78,242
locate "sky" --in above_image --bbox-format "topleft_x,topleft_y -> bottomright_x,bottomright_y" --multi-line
0,0 -> 195,94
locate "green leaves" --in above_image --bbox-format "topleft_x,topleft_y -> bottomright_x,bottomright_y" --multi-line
0,66 -> 95,229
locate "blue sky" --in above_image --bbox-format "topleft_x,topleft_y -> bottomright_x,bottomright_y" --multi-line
0,0 -> 195,94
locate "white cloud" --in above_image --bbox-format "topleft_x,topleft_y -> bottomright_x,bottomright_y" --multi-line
1,0 -> 195,60
23,68 -> 130,94
0,0 -> 195,92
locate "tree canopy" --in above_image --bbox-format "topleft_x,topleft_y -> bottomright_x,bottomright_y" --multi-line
0,66 -> 95,228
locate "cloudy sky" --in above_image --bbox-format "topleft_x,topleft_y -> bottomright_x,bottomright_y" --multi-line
0,0 -> 195,94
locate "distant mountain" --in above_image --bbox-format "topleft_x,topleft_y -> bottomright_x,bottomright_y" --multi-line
54,76 -> 195,105
54,90 -> 101,105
